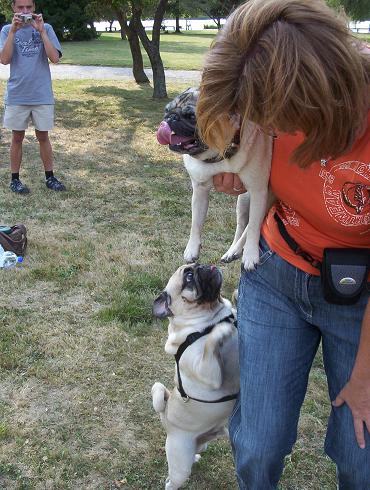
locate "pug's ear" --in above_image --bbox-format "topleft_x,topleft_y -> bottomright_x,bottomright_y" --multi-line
152,291 -> 173,318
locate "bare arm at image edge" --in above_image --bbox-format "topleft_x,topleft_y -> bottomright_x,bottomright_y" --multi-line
333,297 -> 370,449
0,30 -> 15,64
0,14 -> 21,64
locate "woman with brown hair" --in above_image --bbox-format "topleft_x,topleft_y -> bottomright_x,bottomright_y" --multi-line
196,0 -> 370,488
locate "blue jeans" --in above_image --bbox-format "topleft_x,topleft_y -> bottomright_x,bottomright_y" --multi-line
230,237 -> 370,489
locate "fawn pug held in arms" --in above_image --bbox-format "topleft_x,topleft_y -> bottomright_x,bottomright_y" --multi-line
156,87 -> 274,270
152,263 -> 239,490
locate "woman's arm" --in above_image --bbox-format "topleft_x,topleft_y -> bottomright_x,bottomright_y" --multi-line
333,297 -> 370,449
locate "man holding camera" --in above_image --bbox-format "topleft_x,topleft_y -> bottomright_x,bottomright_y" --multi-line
0,0 -> 65,194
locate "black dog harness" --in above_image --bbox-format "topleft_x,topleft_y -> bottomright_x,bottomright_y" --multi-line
174,313 -> 239,403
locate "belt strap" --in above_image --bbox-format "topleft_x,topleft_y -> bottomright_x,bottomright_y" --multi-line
274,213 -> 321,270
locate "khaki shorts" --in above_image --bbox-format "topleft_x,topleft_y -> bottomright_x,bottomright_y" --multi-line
3,104 -> 55,131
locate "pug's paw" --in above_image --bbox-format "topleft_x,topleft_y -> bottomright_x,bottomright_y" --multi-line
241,247 -> 260,270
221,244 -> 243,263
183,240 -> 201,263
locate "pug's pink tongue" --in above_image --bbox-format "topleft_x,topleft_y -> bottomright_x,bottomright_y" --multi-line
157,121 -> 194,145
156,121 -> 172,145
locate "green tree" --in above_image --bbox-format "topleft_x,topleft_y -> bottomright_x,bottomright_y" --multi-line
87,0 -> 168,98
131,0 -> 168,98
36,0 -> 98,41
0,0 -> 12,20
167,0 -> 182,32
180,0 -> 242,28
87,0 -> 151,86
87,1 -> 126,39
0,0 -> 98,39
333,0 -> 370,20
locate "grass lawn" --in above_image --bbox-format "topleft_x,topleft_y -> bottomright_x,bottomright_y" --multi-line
0,79 -> 337,489
60,31 -> 217,71
358,33 -> 370,42
59,31 -> 370,71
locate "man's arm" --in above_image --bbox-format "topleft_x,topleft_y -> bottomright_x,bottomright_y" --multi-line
32,14 -> 60,64
1,29 -> 15,65
40,30 -> 60,63
0,15 -> 23,65
333,297 -> 370,448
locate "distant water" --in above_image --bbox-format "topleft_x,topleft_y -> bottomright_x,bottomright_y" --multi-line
94,18 -> 369,33
349,20 -> 370,33
94,18 -> 224,32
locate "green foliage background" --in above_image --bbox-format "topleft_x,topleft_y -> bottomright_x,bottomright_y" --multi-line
37,0 -> 98,41
0,0 -> 368,36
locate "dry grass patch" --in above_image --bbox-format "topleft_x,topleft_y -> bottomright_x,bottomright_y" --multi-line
0,79 -> 335,489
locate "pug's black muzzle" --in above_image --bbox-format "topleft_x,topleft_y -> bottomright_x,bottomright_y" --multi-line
165,112 -> 196,138
193,264 -> 223,303
160,112 -> 208,156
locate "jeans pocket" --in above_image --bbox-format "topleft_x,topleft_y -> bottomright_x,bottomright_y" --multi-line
230,396 -> 240,421
241,237 -> 275,274
229,397 -> 241,447
258,247 -> 274,265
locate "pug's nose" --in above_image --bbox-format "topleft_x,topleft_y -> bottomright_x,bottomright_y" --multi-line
168,113 -> 180,122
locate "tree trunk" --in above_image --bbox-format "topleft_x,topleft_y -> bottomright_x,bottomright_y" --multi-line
127,28 -> 150,84
147,49 -> 167,99
175,0 -> 181,33
116,11 -> 149,85
131,0 -> 168,99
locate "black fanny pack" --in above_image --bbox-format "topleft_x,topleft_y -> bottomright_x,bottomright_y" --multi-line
274,213 -> 369,305
321,248 -> 369,305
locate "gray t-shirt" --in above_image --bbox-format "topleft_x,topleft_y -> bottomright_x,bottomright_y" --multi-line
0,23 -> 62,105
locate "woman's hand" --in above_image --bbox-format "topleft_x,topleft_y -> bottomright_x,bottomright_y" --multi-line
332,376 -> 370,448
213,173 -> 246,196
333,299 -> 370,449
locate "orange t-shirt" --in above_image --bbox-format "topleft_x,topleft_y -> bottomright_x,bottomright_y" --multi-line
262,112 -> 370,276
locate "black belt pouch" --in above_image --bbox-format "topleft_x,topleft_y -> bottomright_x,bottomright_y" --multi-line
322,248 -> 369,305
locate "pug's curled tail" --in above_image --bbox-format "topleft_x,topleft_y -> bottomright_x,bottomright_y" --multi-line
151,382 -> 170,413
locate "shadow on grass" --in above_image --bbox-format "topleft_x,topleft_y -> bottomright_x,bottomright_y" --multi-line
55,83 -> 165,131
53,82 -> 192,181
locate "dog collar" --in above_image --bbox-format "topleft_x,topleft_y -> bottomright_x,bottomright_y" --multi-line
174,313 -> 238,403
203,136 -> 240,164
203,155 -> 225,164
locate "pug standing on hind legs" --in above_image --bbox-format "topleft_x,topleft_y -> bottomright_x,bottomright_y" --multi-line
152,263 -> 239,489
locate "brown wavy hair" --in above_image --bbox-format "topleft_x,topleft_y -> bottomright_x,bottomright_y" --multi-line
197,0 -> 370,167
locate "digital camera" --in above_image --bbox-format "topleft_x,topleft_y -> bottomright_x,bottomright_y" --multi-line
19,13 -> 33,23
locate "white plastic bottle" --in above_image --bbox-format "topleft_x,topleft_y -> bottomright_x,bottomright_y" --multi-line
0,244 -> 23,269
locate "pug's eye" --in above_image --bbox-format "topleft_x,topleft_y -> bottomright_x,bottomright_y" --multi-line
184,109 -> 195,120
185,271 -> 194,282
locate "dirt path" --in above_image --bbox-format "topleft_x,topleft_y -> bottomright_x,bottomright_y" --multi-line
0,63 -> 201,83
